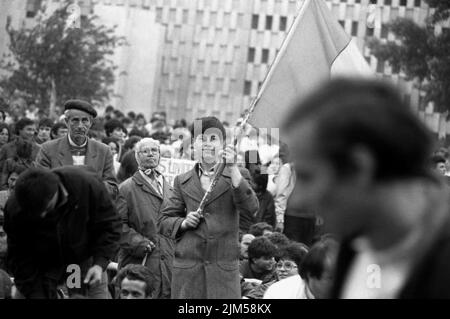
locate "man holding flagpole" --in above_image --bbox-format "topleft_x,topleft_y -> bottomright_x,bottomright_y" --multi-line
158,117 -> 258,299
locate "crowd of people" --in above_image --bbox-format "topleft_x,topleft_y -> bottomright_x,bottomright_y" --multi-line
1,77 -> 450,299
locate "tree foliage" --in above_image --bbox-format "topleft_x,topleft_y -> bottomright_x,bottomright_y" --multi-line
0,1 -> 125,115
368,0 -> 450,113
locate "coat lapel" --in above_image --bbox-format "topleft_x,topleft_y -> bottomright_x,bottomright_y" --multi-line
85,139 -> 98,169
204,166 -> 231,206
133,171 -> 163,200
180,165 -> 205,203
58,137 -> 74,166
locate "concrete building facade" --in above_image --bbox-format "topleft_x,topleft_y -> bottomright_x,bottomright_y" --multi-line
1,0 -> 447,126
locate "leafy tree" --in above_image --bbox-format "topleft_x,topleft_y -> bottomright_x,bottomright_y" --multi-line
368,0 -> 450,113
0,1 -> 125,118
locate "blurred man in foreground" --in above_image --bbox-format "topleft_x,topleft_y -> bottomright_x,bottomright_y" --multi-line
282,78 -> 450,298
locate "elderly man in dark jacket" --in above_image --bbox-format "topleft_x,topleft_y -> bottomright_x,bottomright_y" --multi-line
3,166 -> 121,299
158,117 -> 259,299
36,100 -> 118,199
117,137 -> 174,299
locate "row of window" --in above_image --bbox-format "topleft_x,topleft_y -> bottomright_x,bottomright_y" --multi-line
251,14 -> 288,31
369,0 -> 422,6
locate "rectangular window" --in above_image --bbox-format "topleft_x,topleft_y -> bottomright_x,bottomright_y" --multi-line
248,48 -> 255,63
279,16 -> 287,31
400,0 -> 407,6
262,49 -> 269,63
384,0 -> 392,5
414,0 -> 421,7
351,21 -> 358,36
244,81 -> 252,95
265,15 -> 273,30
251,14 -> 259,29
366,26 -> 374,37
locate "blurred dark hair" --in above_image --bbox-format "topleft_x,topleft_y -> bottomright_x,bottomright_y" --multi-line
249,222 -> 273,237
51,122 -> 67,138
15,118 -> 35,135
299,238 -> 339,281
267,232 -> 291,250
283,78 -> 433,181
116,264 -> 155,298
127,111 -> 136,120
38,118 -> 54,129
277,242 -> 310,269
248,236 -> 277,262
189,116 -> 226,143
0,123 -> 11,143
104,119 -> 126,137
128,129 -> 147,138
14,168 -> 59,217
102,137 -> 119,150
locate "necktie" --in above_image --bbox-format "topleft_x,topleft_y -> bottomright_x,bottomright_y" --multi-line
144,169 -> 163,195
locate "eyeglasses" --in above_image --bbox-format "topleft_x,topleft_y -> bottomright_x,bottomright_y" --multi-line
138,148 -> 159,156
276,261 -> 298,271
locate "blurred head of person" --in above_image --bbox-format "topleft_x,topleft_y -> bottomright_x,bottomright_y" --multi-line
249,222 -> 274,237
299,237 -> 339,299
135,138 -> 160,171
190,117 -> 226,166
431,154 -> 447,176
116,264 -> 154,299
15,118 -> 36,141
240,233 -> 256,260
14,168 -> 60,220
282,78 -> 433,242
135,114 -> 146,128
267,156 -> 282,175
267,232 -> 291,250
0,123 -> 11,147
6,164 -> 27,191
51,122 -> 68,140
121,136 -> 142,159
248,236 -> 277,274
160,144 -> 174,159
102,137 -> 120,157
36,118 -> 54,143
244,150 -> 261,176
104,119 -> 127,144
127,111 -> 136,121
276,242 -> 309,280
122,117 -> 134,133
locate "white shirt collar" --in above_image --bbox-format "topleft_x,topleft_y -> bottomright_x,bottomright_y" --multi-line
67,134 -> 87,148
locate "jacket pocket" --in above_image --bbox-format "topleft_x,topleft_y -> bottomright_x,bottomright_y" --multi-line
172,258 -> 197,269
217,261 -> 238,271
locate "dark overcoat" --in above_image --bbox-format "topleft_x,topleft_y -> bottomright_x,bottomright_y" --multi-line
116,171 -> 174,299
158,164 -> 259,299
4,166 -> 121,298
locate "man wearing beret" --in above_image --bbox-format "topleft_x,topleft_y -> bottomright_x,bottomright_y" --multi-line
36,100 -> 118,198
158,116 -> 259,299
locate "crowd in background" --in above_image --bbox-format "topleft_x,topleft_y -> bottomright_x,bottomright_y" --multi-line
0,100 -> 334,299
2,76 -> 450,300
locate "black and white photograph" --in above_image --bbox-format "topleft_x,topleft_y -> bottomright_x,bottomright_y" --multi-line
0,0 -> 449,306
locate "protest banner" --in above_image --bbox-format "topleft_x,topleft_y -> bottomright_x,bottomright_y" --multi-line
159,158 -> 196,186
